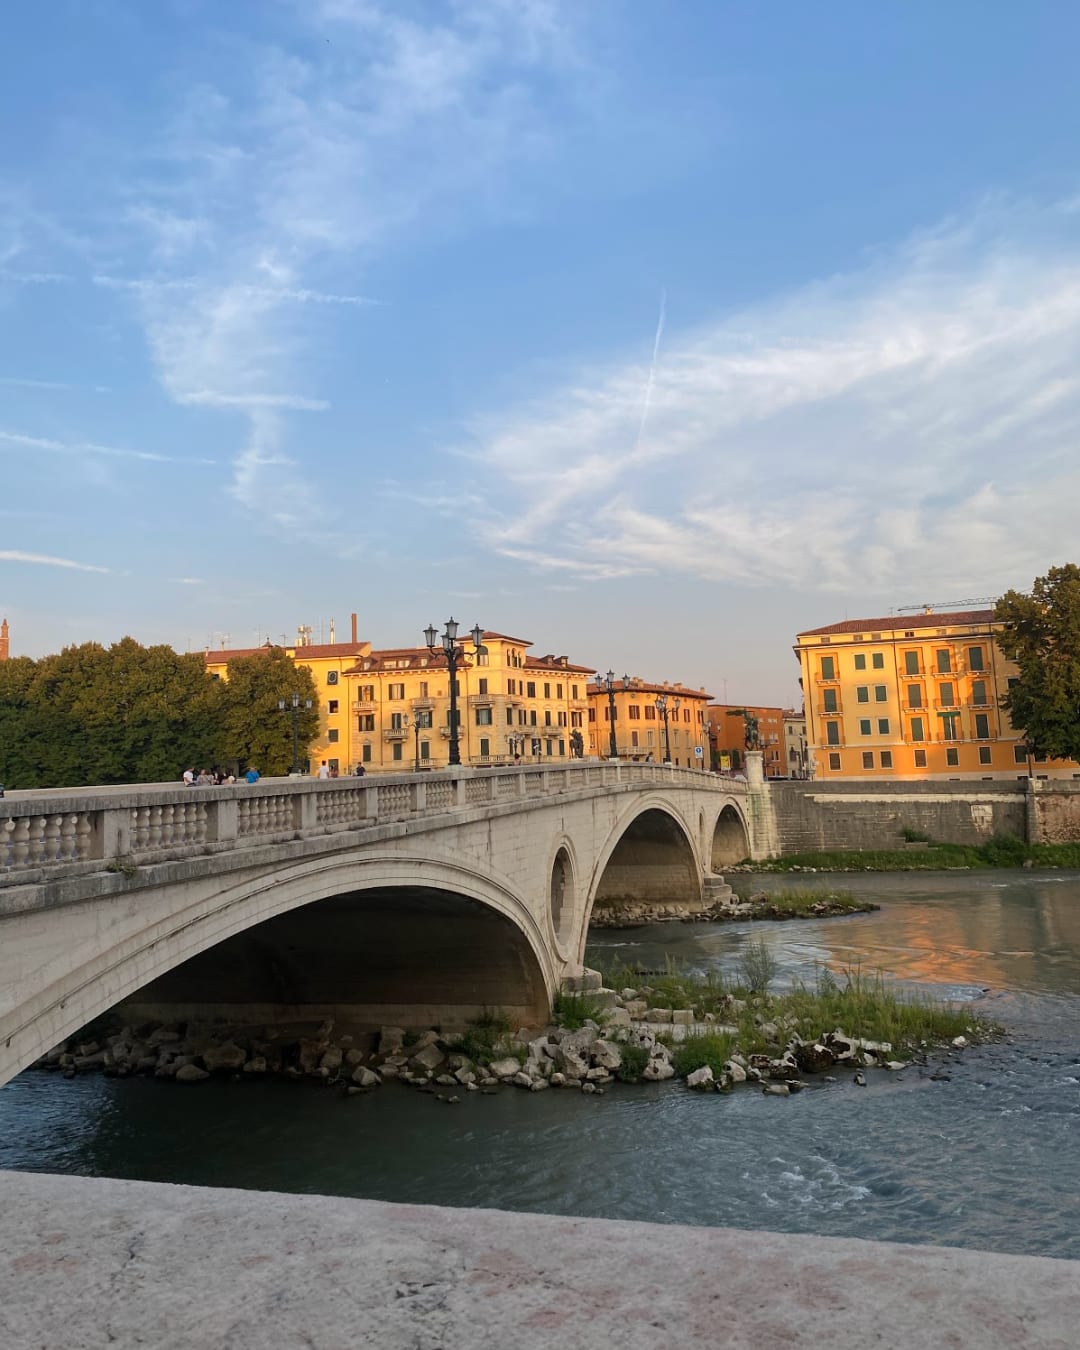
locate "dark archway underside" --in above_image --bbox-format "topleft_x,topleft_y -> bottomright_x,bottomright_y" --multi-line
592,808 -> 701,912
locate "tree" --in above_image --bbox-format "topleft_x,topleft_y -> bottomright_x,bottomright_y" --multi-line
996,563 -> 1080,763
217,648 -> 319,775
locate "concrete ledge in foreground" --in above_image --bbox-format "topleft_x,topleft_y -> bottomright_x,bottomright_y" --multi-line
1,1170 -> 1076,1349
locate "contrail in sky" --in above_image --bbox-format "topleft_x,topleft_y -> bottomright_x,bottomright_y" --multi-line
634,288 -> 666,455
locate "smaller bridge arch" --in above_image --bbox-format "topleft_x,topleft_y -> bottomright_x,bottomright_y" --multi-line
710,802 -> 750,868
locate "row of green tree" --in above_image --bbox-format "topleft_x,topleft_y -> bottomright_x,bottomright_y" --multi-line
0,641 -> 319,788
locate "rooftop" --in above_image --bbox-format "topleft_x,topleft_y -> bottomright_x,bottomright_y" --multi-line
797,608 -> 997,638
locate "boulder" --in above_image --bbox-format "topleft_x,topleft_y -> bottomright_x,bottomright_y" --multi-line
646,1008 -> 673,1024
530,1079 -> 550,1092
952,1035 -> 968,1049
379,1063 -> 401,1079
620,988 -> 639,1001
175,1064 -> 209,1083
298,1039 -> 328,1074
242,1056 -> 268,1075
435,1074 -> 457,1086
489,1057 -> 521,1079
686,1066 -> 714,1089
147,1027 -> 182,1047
73,1052 -> 106,1072
351,1066 -> 381,1088
794,1042 -> 836,1074
623,1000 -> 648,1020
561,969 -> 603,994
202,1042 -> 247,1072
408,1030 -> 442,1053
550,1072 -> 567,1087
379,1027 -> 406,1054
344,1048 -> 365,1067
724,1060 -> 747,1084
672,1010 -> 695,1027
454,1068 -> 477,1086
605,1007 -> 632,1029
589,1040 -> 623,1072
512,1072 -> 533,1089
319,1047 -> 343,1074
762,1083 -> 790,1096
408,1044 -> 445,1074
528,1037 -> 554,1062
642,1059 -> 676,1081
561,1026 -> 599,1053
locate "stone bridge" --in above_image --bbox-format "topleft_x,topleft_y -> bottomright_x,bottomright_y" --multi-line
0,763 -> 757,1087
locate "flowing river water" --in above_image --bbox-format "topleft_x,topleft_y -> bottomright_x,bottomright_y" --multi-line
2,871 -> 1078,1259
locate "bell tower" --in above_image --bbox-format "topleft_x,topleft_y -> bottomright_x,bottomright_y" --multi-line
0,618 -> 9,661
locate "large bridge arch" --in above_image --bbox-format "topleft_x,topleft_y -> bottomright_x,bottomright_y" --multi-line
710,800 -> 751,868
579,798 -> 704,960
3,852 -> 553,1084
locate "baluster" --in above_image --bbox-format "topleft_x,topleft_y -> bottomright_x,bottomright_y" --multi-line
2,817 -> 14,868
76,814 -> 93,860
10,817 -> 31,868
41,815 -> 62,863
161,804 -> 176,847
28,816 -> 47,864
194,802 -> 208,843
58,814 -> 78,861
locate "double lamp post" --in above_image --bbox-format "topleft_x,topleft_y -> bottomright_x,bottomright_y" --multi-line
278,691 -> 313,775
424,618 -> 485,768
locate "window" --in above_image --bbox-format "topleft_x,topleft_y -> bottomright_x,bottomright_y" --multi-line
904,651 -> 920,675
558,711 -> 567,726
546,739 -> 554,756
416,709 -> 432,729
914,748 -> 927,768
645,705 -> 656,720
907,684 -> 922,708
559,740 -> 566,757
946,748 -> 959,766
856,686 -> 869,703
544,682 -> 551,699
979,746 -> 992,764
388,682 -> 405,700
823,689 -> 838,713
1008,677 -> 1019,689
328,758 -> 339,773
571,684 -> 579,699
938,682 -> 955,707
478,677 -> 488,695
358,714 -> 375,732
936,650 -> 951,674
420,741 -> 430,761
358,684 -> 375,702
825,721 -> 840,746
529,710 -> 537,726
862,752 -> 874,769
859,719 -> 871,735
1014,744 -> 1028,764
327,670 -> 339,685
544,711 -> 552,727
874,685 -> 887,702
872,653 -> 885,669
362,743 -> 372,763
878,718 -> 890,735
684,708 -> 691,722
526,681 -> 536,698
820,656 -> 835,680
968,647 -> 985,671
975,713 -> 990,739
506,707 -> 514,726
972,680 -> 988,706
392,742 -> 403,761
910,717 -> 924,741
854,653 -> 866,670
507,679 -> 516,696
631,731 -> 639,747
940,711 -> 961,740
557,685 -> 563,699
647,730 -> 654,745
328,729 -> 339,743
328,700 -> 339,714
391,711 -> 404,729
475,707 -> 493,726
880,751 -> 893,768
628,704 -> 641,719
479,737 -> 490,757
828,752 -> 841,771
419,681 -> 429,698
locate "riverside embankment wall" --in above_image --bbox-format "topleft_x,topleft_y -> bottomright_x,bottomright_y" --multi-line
766,779 -> 1049,854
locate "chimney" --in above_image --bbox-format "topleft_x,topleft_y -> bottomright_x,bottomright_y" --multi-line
0,617 -> 8,662
351,612 -> 358,644
329,617 -> 336,645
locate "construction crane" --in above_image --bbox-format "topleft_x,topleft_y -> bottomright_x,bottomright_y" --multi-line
896,596 -> 998,615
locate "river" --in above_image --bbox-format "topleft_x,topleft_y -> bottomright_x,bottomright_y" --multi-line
2,871 -> 1078,1259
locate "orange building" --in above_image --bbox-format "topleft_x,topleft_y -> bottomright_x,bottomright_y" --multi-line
706,704 -> 786,776
587,677 -> 712,769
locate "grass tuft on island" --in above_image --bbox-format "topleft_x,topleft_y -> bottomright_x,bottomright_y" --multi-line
744,834 -> 1080,872
724,886 -> 878,920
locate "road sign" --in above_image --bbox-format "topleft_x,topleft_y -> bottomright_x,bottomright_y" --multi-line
694,745 -> 704,759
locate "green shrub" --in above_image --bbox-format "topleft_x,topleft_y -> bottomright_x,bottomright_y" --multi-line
672,1032 -> 734,1079
552,991 -> 608,1030
900,826 -> 932,843
615,1043 -> 650,1083
738,938 -> 778,994
979,833 -> 1027,867
459,1009 -> 511,1064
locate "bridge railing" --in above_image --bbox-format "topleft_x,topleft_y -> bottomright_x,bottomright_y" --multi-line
0,762 -> 736,884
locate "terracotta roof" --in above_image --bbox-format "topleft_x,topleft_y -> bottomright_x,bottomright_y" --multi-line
205,641 -> 371,663
524,656 -> 596,673
592,681 -> 714,701
797,609 -> 997,638
481,631 -> 532,646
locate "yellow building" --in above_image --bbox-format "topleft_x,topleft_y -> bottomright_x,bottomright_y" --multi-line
795,608 -> 1079,780
587,677 -> 712,769
343,633 -> 595,772
205,616 -> 372,774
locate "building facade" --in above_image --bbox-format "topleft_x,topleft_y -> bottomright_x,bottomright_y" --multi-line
587,678 -> 712,769
783,709 -> 809,778
706,704 -> 786,776
795,608 -> 1079,781
343,633 -> 594,773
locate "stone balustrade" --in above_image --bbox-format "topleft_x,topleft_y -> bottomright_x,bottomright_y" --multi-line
0,762 -> 732,885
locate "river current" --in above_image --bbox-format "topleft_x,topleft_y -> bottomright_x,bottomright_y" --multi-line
2,871 -> 1078,1259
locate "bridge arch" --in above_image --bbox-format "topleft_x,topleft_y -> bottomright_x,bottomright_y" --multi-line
579,797 -> 703,960
5,852 -> 553,1083
547,839 -> 579,961
710,802 -> 750,868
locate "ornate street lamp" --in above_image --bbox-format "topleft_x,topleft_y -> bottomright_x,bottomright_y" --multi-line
425,618 -> 485,768
400,712 -> 422,773
595,671 -> 621,759
277,692 -> 313,775
654,693 -> 681,764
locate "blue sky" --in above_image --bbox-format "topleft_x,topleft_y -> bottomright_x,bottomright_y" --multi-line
3,1 -> 1080,705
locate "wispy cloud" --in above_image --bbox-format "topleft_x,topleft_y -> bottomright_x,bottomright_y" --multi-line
0,549 -> 110,574
93,275 -> 378,306
0,267 -> 70,284
456,198 -> 1080,595
0,376 -> 110,393
0,429 -> 214,465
